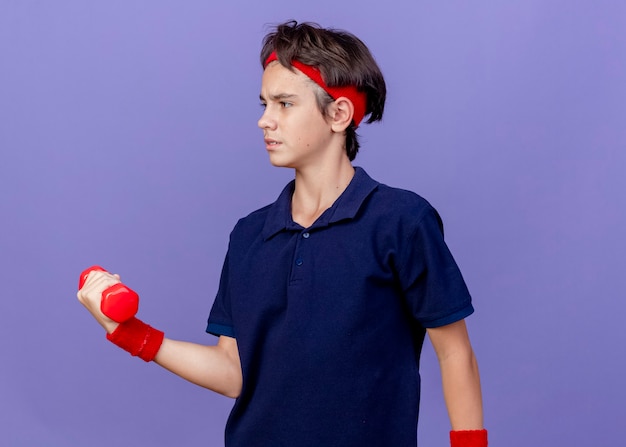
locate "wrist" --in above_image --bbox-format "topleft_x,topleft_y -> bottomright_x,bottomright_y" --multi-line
103,320 -> 119,335
106,317 -> 164,362
450,429 -> 488,447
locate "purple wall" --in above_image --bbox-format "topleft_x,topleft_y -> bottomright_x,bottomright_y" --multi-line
1,1 -> 624,445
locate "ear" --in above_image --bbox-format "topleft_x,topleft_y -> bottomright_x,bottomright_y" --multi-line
329,97 -> 355,133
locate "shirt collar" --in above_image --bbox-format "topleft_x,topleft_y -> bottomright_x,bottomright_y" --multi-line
262,167 -> 379,240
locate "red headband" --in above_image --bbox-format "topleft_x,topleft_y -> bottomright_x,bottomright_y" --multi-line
264,51 -> 367,127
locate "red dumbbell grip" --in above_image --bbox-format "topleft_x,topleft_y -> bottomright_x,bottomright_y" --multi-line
78,265 -> 139,323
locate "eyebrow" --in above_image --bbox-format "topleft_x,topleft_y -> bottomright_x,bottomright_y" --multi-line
259,93 -> 299,102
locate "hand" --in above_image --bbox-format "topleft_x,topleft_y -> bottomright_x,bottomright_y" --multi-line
77,269 -> 121,334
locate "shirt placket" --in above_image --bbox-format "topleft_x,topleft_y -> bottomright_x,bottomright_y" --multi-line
289,229 -> 312,284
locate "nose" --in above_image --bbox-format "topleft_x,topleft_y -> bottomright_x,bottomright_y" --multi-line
258,107 -> 277,130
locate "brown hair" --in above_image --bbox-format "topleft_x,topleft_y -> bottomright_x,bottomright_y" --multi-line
260,21 -> 386,161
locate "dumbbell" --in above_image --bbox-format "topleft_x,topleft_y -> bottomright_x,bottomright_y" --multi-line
78,266 -> 139,323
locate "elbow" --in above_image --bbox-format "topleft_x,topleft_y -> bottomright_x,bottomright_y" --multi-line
222,379 -> 242,399
224,389 -> 241,399
438,346 -> 480,376
219,366 -> 243,399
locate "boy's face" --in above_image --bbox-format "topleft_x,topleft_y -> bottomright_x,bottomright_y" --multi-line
258,62 -> 335,169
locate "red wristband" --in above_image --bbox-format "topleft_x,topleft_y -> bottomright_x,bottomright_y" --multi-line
450,429 -> 488,447
106,317 -> 164,362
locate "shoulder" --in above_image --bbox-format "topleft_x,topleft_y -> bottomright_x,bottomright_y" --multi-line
368,181 -> 440,227
222,204 -> 276,259
375,182 -> 431,209
231,203 -> 273,237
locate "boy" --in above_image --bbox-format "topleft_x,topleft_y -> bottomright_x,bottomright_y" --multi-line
78,21 -> 487,447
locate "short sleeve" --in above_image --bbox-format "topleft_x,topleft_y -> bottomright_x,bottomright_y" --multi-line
396,206 -> 474,328
206,250 -> 236,338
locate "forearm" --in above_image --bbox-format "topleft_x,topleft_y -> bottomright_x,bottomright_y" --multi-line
154,336 -> 242,398
77,270 -> 242,398
439,347 -> 484,430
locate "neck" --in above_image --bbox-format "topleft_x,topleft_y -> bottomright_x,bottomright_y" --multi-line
291,157 -> 355,228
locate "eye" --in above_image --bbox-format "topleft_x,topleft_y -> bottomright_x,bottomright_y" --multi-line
280,101 -> 293,108
259,102 -> 267,109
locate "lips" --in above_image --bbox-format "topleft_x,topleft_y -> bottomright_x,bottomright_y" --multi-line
264,138 -> 281,149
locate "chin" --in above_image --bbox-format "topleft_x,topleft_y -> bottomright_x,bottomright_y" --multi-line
267,154 -> 295,169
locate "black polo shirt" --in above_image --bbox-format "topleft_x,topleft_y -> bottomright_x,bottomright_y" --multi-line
207,167 -> 473,447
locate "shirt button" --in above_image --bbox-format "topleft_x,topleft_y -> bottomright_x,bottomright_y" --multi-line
302,232 -> 310,239
295,258 -> 303,266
